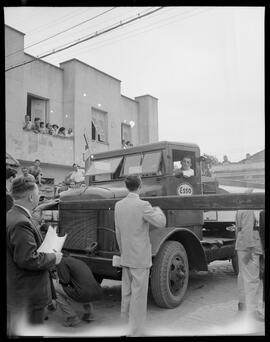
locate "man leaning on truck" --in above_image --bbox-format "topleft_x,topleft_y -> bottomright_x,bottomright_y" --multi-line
114,174 -> 166,337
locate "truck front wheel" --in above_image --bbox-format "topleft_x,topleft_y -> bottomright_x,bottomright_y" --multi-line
150,241 -> 189,308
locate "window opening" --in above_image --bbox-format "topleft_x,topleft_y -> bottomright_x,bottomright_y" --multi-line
91,108 -> 107,143
26,94 -> 48,123
121,123 -> 132,146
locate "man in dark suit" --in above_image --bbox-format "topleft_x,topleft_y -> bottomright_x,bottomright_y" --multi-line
6,176 -> 63,336
6,167 -> 17,212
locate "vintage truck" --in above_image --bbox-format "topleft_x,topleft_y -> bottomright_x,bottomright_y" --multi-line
47,141 -> 263,309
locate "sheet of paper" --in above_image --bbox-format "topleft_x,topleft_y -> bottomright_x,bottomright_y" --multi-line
37,226 -> 67,253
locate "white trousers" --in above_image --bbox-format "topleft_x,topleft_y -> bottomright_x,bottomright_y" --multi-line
237,250 -> 261,313
121,267 -> 150,336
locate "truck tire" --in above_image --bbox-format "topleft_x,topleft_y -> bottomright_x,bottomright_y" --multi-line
150,241 -> 189,308
231,252 -> 239,275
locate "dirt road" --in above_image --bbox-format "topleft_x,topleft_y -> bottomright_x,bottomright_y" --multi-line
15,260 -> 265,337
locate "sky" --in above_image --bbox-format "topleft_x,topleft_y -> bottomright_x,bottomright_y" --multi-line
4,6 -> 265,162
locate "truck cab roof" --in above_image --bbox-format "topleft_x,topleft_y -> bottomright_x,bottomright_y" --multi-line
90,141 -> 200,160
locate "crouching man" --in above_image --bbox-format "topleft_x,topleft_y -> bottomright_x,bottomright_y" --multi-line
52,256 -> 103,327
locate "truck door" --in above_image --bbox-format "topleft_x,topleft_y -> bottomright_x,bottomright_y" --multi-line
166,149 -> 204,227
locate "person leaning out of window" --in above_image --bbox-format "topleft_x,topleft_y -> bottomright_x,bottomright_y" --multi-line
23,115 -> 34,131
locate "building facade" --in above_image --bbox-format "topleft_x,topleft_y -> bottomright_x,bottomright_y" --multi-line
5,25 -> 159,184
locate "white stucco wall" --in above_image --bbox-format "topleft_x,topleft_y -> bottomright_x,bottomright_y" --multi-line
6,130 -> 74,166
135,95 -> 159,145
5,24 -> 159,181
60,59 -> 142,165
5,25 -> 73,169
119,95 -> 139,145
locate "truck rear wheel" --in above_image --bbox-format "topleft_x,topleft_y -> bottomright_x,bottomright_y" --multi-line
150,241 -> 189,308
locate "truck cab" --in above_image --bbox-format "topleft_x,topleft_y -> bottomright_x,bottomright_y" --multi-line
57,141 -> 236,308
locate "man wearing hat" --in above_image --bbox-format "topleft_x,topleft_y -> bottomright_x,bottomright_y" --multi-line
6,176 -> 63,335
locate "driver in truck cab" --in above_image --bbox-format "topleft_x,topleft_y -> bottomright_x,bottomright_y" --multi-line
174,155 -> 194,178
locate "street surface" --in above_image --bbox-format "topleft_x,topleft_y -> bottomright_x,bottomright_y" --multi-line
15,260 -> 265,337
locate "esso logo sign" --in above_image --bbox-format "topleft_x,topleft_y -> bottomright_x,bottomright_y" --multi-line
177,183 -> 193,196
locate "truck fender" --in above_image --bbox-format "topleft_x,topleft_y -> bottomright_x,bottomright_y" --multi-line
150,227 -> 208,271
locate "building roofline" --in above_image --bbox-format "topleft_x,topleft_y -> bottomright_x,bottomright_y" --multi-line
5,24 -> 25,36
121,94 -> 137,103
238,149 -> 265,163
24,53 -> 63,71
60,58 -> 121,82
135,94 -> 158,100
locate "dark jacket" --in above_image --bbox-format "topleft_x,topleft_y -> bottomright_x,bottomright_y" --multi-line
56,256 -> 103,303
6,205 -> 56,311
259,210 -> 265,252
6,192 -> 13,212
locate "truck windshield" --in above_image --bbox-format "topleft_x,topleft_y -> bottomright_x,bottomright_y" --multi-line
86,151 -> 163,179
86,157 -> 123,176
122,151 -> 162,176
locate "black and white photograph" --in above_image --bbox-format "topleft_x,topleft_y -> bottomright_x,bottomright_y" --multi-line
5,4 -> 265,338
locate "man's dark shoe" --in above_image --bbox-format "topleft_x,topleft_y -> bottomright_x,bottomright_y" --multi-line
63,316 -> 82,327
47,302 -> 56,311
81,313 -> 95,322
238,302 -> 246,311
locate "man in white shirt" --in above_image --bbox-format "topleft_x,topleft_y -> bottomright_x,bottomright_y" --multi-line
114,175 -> 166,336
235,189 -> 263,321
69,163 -> 85,186
174,156 -> 194,178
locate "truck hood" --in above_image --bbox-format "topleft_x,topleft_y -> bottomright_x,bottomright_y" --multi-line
60,185 -> 128,201
60,183 -> 163,201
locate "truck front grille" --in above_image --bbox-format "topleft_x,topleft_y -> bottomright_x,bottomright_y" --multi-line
59,209 -> 98,251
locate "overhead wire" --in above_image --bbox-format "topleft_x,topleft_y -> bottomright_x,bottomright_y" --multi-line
47,7 -> 211,64
5,7 -> 116,58
48,6 -> 154,43
43,6 -> 177,62
5,6 -> 164,72
74,7 -> 198,53
5,7 -> 147,60
36,6 -> 156,57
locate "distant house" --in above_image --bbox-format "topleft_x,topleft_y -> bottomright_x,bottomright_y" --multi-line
212,150 -> 265,189
239,150 -> 265,164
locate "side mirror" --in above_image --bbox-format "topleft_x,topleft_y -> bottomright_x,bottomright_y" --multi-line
199,156 -> 207,162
